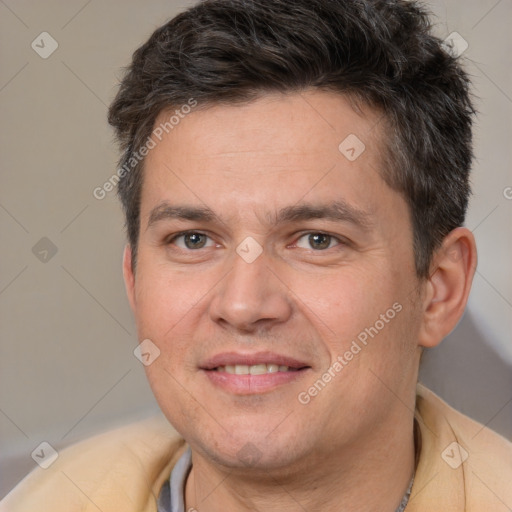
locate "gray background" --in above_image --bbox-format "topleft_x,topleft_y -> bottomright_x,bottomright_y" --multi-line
0,0 -> 511,499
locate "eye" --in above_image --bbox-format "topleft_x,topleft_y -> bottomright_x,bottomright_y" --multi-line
295,232 -> 342,251
168,231 -> 216,250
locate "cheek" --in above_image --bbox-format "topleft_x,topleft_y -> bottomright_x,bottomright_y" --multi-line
133,264 -> 202,338
291,266 -> 397,346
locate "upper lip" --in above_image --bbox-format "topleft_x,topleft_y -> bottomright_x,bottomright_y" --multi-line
201,351 -> 310,370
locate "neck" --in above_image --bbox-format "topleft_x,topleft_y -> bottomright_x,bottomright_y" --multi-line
184,411 -> 416,512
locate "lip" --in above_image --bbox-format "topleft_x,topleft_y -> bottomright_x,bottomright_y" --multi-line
200,351 -> 311,395
200,351 -> 310,370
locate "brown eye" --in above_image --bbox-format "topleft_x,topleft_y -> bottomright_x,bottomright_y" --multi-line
296,233 -> 340,250
184,233 -> 207,249
309,233 -> 331,250
170,232 -> 214,250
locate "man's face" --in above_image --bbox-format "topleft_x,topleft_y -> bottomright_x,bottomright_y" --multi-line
126,91 -> 424,470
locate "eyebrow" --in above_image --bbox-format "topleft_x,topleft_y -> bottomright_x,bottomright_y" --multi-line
147,204 -> 219,229
147,200 -> 372,231
272,201 -> 372,229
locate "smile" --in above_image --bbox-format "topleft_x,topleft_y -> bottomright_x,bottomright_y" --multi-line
214,364 -> 299,374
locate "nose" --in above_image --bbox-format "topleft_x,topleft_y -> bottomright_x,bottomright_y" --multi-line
208,245 -> 293,333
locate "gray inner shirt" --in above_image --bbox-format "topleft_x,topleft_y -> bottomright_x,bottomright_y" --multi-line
157,448 -> 414,512
157,447 -> 192,512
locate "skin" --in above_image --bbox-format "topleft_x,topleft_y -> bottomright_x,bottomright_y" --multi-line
123,91 -> 477,511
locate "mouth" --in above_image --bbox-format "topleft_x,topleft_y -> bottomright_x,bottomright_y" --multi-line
214,363 -> 303,374
200,352 -> 312,394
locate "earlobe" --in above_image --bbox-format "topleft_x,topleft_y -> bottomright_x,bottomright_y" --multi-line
418,227 -> 477,348
122,244 -> 137,312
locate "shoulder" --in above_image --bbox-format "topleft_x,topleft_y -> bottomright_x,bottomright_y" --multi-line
0,414 -> 186,512
411,384 -> 512,511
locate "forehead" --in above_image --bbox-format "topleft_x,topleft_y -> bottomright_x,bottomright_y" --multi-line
150,91 -> 384,163
140,90 -> 400,228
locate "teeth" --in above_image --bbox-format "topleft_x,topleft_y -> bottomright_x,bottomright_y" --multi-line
235,365 -> 249,375
249,364 -> 267,375
216,364 -> 292,374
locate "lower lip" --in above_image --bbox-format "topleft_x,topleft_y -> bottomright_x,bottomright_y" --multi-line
202,368 -> 309,394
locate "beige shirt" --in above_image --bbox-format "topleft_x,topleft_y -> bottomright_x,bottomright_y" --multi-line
1,384 -> 511,511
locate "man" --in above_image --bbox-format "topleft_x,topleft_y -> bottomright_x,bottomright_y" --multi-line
2,0 -> 511,510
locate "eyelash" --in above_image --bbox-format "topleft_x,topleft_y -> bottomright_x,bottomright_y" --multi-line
165,230 -> 347,251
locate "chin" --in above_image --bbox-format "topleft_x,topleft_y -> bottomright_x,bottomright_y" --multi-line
205,441 -> 305,472
189,421 -> 310,471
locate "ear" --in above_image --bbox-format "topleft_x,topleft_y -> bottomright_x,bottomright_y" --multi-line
418,227 -> 477,348
122,244 -> 136,313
